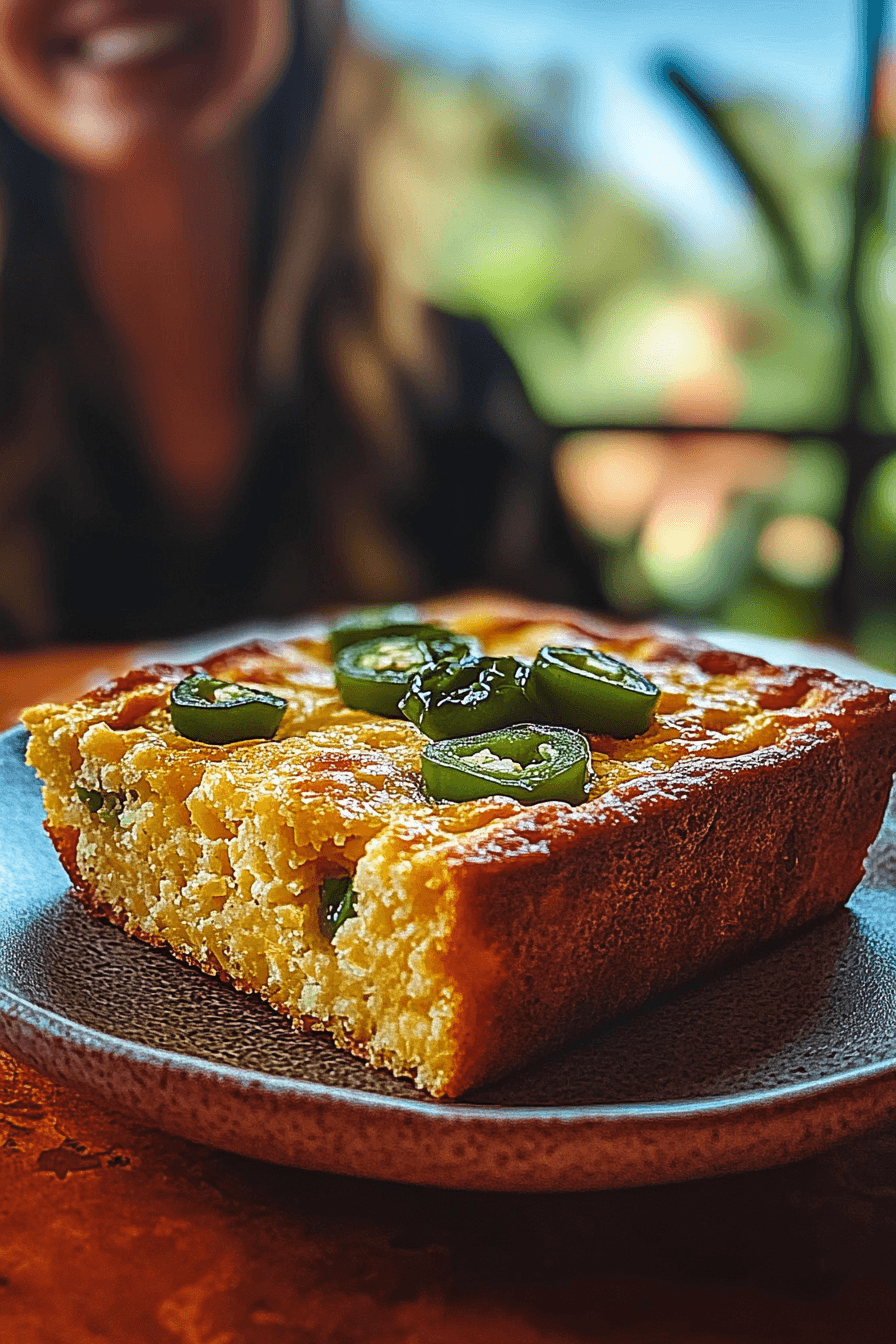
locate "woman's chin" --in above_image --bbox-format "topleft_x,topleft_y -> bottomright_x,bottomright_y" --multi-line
49,70 -> 234,172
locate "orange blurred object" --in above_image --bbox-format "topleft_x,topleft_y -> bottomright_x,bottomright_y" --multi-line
0,645 -> 136,730
757,514 -> 843,588
554,432 -> 666,541
636,293 -> 746,427
555,429 -> 789,549
873,49 -> 896,137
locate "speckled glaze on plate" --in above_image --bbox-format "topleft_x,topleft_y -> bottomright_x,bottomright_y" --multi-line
4,634 -> 896,1192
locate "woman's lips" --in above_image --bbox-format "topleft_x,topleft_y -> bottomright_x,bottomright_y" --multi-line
80,17 -> 202,69
47,3 -> 215,73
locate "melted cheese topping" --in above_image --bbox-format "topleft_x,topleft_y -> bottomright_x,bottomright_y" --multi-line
188,620 -> 820,816
33,617 -> 823,846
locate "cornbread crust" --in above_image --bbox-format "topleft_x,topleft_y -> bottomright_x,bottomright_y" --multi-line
23,596 -> 896,1097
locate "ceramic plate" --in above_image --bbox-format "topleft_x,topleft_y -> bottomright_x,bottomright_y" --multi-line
3,634 -> 896,1192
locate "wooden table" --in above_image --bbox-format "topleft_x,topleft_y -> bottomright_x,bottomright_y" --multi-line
3,648 -> 896,1343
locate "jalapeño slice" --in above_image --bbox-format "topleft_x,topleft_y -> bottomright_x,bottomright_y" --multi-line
526,646 -> 659,737
328,604 -> 449,656
319,875 -> 357,941
400,655 -> 531,740
421,724 -> 591,805
170,674 -> 287,744
334,632 -> 480,717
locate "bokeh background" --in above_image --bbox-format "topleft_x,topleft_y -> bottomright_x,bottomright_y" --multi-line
345,0 -> 896,666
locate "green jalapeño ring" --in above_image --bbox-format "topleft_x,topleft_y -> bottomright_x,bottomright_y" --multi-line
334,632 -> 481,718
526,646 -> 659,737
328,604 -> 454,656
170,674 -> 288,745
400,655 -> 532,741
421,723 -> 592,805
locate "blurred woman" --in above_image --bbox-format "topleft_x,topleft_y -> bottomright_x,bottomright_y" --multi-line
0,0 -> 592,646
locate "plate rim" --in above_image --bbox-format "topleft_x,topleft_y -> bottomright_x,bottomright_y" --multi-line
3,968 -> 896,1125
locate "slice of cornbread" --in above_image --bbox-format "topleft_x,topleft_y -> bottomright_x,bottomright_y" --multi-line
23,596 -> 896,1097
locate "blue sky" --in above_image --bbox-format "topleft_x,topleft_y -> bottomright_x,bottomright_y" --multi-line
348,1 -> 886,252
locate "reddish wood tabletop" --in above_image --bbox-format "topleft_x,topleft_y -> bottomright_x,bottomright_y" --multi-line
3,649 -> 896,1343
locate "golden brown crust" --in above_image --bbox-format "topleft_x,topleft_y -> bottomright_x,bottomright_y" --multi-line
44,824 -> 87,892
424,591 -> 778,672
441,713 -> 896,1093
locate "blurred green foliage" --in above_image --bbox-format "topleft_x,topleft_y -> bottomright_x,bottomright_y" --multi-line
776,441 -> 849,520
396,69 -> 856,429
377,54 -> 896,664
